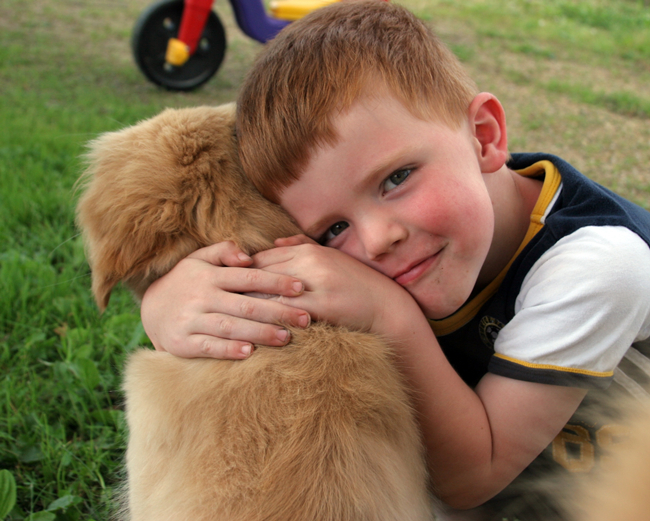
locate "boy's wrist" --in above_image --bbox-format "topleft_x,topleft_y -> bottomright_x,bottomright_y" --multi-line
369,285 -> 428,344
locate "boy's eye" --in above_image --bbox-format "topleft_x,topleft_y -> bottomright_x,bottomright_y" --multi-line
320,221 -> 349,244
383,168 -> 412,192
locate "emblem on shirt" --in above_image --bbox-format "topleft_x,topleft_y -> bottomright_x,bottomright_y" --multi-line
479,316 -> 504,349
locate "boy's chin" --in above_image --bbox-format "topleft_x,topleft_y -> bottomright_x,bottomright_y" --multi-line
421,302 -> 464,321
418,288 -> 475,320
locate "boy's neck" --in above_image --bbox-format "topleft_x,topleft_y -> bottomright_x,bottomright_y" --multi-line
474,165 -> 543,293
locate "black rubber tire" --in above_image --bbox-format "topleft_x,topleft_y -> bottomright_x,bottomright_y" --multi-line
132,0 -> 227,91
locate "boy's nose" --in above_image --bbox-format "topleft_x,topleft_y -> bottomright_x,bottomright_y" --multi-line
360,218 -> 408,261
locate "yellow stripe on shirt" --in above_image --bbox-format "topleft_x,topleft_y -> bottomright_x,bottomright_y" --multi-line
493,353 -> 614,378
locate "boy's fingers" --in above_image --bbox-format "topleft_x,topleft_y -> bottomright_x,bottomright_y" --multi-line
189,335 -> 254,360
252,243 -> 311,269
203,294 -> 311,332
188,241 -> 252,267
216,267 -> 304,297
274,234 -> 317,247
190,316 -> 297,357
203,314 -> 291,346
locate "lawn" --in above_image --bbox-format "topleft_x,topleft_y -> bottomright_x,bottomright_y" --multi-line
0,0 -> 648,519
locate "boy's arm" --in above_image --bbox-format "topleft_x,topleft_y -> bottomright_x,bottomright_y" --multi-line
372,299 -> 586,509
364,227 -> 650,508
140,241 -> 311,359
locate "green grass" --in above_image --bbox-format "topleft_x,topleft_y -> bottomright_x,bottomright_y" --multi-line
421,0 -> 650,64
543,80 -> 650,118
0,0 -> 648,519
0,0 -> 256,517
414,0 -> 650,120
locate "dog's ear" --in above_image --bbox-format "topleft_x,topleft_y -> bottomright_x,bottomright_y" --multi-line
77,104 -> 300,311
75,105 -> 243,310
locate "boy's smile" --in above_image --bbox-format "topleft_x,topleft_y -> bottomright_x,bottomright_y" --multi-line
279,93 -> 496,319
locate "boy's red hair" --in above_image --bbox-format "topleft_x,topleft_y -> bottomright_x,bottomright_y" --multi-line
237,0 -> 478,202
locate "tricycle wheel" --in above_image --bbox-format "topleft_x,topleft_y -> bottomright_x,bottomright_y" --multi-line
132,0 -> 226,91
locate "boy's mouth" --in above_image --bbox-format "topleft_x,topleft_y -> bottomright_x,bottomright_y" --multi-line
393,252 -> 441,286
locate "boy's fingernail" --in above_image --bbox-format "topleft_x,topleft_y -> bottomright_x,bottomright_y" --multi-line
276,329 -> 290,343
292,281 -> 303,294
240,344 -> 252,357
238,253 -> 252,262
298,313 -> 311,328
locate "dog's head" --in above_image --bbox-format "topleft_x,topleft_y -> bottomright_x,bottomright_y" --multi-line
76,104 -> 300,310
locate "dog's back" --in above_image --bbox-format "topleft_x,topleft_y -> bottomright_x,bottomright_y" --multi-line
125,325 -> 432,521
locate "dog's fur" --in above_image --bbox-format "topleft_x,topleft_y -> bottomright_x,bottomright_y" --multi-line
76,104 -> 435,521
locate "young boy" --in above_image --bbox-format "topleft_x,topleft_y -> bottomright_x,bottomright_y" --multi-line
140,1 -> 650,518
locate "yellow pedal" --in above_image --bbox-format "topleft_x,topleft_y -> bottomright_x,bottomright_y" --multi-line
165,38 -> 190,67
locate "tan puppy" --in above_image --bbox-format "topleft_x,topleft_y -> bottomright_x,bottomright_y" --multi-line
76,104 -> 435,521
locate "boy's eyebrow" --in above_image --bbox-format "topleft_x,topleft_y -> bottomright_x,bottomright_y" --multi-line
303,145 -> 421,239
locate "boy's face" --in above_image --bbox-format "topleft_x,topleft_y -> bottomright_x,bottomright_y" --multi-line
279,94 -> 495,319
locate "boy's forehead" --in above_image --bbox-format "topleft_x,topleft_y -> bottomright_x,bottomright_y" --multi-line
298,90 -> 453,174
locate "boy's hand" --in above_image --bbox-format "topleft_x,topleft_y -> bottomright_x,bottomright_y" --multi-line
140,241 -> 311,359
252,235 -> 418,337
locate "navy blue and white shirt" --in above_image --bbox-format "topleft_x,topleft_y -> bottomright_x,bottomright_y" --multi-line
430,153 -> 650,520
431,153 -> 650,391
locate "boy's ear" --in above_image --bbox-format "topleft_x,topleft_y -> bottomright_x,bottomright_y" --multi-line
467,93 -> 509,174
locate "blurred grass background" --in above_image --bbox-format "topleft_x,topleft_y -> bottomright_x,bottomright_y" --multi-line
0,0 -> 648,518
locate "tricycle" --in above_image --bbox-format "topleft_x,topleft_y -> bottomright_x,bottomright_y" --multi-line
132,0 -> 339,90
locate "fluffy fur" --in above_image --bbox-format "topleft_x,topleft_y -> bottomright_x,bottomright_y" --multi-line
76,104 -> 435,521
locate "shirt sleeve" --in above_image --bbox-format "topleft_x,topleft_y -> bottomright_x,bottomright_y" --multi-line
488,226 -> 650,388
